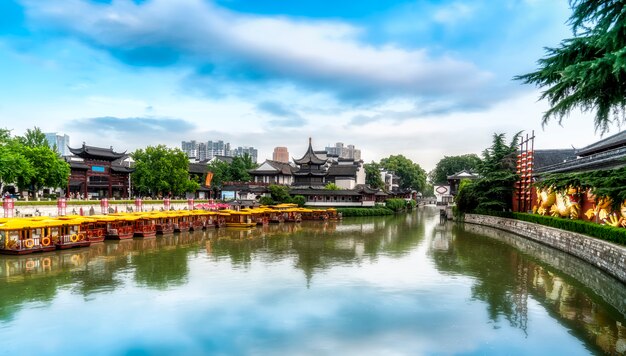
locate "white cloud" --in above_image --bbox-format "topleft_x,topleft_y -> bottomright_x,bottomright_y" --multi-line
21,0 -> 493,102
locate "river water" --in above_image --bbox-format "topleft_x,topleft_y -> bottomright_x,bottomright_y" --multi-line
0,207 -> 624,355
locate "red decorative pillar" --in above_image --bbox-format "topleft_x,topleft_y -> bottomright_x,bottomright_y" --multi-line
164,198 -> 171,211
57,197 -> 67,216
100,198 -> 109,215
134,198 -> 142,212
3,197 -> 14,218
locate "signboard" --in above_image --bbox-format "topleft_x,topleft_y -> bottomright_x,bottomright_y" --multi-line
221,191 -> 235,200
91,165 -> 106,172
434,185 -> 451,204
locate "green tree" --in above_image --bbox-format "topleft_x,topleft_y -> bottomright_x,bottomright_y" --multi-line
268,184 -> 292,203
364,161 -> 384,189
0,130 -> 33,193
380,155 -> 427,193
429,154 -> 481,184
456,133 -> 521,212
516,0 -> 626,133
11,127 -> 70,194
17,127 -> 48,148
206,160 -> 231,188
324,182 -> 340,190
292,195 -> 306,207
132,145 -> 199,197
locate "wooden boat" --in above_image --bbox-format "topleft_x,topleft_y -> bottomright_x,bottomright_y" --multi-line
134,215 -> 157,238
59,215 -> 111,243
154,213 -> 174,235
50,218 -> 91,249
245,208 -> 269,226
105,215 -> 137,240
327,208 -> 342,221
173,211 -> 191,232
283,208 -> 302,223
223,210 -> 256,228
0,219 -> 60,254
189,210 -> 208,231
214,212 -> 228,228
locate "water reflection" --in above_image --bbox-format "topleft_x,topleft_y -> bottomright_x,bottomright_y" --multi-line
0,209 -> 624,355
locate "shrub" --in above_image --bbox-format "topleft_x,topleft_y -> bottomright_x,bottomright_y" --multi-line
336,208 -> 394,217
291,195 -> 306,207
259,196 -> 275,206
385,198 -> 407,212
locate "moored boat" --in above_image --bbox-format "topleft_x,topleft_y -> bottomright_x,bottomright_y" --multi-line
0,219 -> 59,254
223,210 -> 256,228
105,215 -> 137,240
134,215 -> 157,238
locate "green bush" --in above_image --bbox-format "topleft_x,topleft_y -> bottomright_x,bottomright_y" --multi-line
473,210 -> 626,245
385,198 -> 407,212
336,208 -> 394,217
259,196 -> 275,206
291,195 -> 306,207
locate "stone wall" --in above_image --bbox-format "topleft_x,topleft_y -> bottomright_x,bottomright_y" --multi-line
464,214 -> 626,284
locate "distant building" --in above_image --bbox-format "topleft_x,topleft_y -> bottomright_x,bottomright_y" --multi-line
181,140 -> 198,159
325,142 -> 361,160
45,133 -> 71,156
233,146 -> 258,163
207,140 -> 231,161
273,147 -> 289,163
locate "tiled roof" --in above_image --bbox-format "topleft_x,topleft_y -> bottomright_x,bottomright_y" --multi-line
68,144 -> 126,161
577,130 -> 626,156
293,138 -> 327,165
327,165 -> 357,176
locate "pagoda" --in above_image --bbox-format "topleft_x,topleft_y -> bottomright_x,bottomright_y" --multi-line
292,138 -> 328,187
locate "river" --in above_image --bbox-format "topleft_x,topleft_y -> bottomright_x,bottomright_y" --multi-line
0,207 -> 624,355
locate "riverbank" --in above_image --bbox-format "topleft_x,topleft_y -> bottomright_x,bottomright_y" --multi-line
9,200 -> 201,217
463,213 -> 626,283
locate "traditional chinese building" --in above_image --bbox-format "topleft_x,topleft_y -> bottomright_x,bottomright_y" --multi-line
66,144 -> 132,199
292,138 -> 328,187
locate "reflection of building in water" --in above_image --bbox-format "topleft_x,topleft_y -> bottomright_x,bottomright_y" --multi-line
449,224 -> 626,355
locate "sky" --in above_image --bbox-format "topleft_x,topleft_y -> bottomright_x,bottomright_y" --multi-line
0,0 -> 620,171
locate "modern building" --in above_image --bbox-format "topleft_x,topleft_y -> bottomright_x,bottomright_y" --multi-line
325,142 -> 361,161
45,133 -> 71,156
181,140 -> 198,159
273,147 -> 289,163
233,146 -> 258,163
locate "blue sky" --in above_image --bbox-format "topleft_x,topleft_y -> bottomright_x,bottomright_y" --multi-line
0,0 -> 614,169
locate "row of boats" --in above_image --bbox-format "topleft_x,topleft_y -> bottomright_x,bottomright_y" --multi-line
0,204 -> 341,255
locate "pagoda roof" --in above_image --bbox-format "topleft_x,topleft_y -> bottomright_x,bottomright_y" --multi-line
69,144 -> 126,161
293,138 -> 327,165
447,170 -> 479,180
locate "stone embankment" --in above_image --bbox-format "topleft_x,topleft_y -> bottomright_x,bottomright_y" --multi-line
12,201 -> 189,217
464,214 -> 626,284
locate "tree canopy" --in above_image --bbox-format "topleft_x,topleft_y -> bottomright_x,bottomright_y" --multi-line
0,127 -> 69,195
429,154 -> 481,185
456,133 -> 521,213
206,154 -> 257,188
364,161 -> 384,189
380,155 -> 427,192
516,0 -> 626,134
131,145 -> 199,197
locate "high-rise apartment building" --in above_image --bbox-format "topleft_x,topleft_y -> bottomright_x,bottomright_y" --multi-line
325,142 -> 361,161
273,147 -> 289,163
45,133 -> 71,156
233,146 -> 258,163
181,140 -> 198,159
